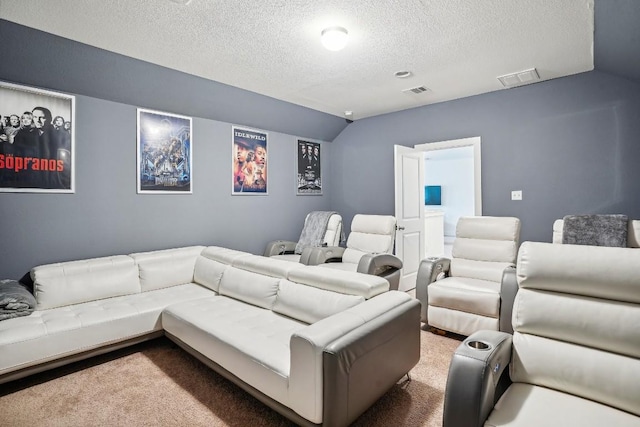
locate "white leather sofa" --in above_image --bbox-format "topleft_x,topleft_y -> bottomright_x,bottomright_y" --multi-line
0,245 -> 420,427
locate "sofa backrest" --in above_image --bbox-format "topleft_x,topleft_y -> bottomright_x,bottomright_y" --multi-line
450,216 -> 520,282
272,279 -> 363,324
219,266 -> 281,310
552,218 -> 640,248
193,246 -> 377,323
343,214 -> 397,264
129,246 -> 205,292
512,241 -> 640,417
194,256 -> 367,323
31,255 -> 141,310
287,265 -> 388,299
200,246 -> 253,264
231,253 -> 305,278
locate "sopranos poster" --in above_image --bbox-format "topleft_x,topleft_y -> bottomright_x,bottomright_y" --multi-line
297,140 -> 321,195
232,126 -> 268,194
137,108 -> 192,194
0,81 -> 74,193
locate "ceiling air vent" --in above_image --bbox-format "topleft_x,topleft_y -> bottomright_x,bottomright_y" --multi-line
402,86 -> 430,95
497,68 -> 540,88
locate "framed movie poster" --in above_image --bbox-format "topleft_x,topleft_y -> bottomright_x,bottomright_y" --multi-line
137,108 -> 192,194
232,126 -> 268,195
0,81 -> 75,193
297,140 -> 321,195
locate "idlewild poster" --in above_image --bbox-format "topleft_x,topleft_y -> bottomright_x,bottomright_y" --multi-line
137,108 -> 192,194
232,126 -> 268,194
0,81 -> 75,193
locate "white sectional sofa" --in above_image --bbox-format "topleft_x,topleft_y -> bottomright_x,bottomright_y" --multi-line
0,245 -> 420,427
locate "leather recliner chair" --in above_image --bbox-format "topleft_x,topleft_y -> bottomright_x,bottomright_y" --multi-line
443,241 -> 640,427
300,214 -> 403,291
416,216 -> 521,336
263,212 -> 343,263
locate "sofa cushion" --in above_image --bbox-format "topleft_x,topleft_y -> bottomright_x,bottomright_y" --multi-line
288,266 -> 388,299
273,280 -> 364,324
449,216 -> 519,283
428,276 -> 500,317
162,296 -> 307,406
517,242 -> 640,303
129,246 -> 205,292
200,246 -> 252,264
0,283 -> 213,376
31,255 -> 141,310
487,383 -> 640,427
218,266 -> 280,309
193,256 -> 227,293
231,254 -> 305,278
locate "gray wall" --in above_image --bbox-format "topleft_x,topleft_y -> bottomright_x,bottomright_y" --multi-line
0,20 -> 337,279
329,70 -> 640,243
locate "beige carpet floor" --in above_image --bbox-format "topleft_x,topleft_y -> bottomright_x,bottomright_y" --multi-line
0,318 -> 463,427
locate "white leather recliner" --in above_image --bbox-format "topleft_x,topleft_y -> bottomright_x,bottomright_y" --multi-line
443,241 -> 640,427
301,214 -> 403,291
416,216 -> 521,336
264,212 -> 343,263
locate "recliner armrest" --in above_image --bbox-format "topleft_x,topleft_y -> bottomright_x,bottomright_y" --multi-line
300,246 -> 345,265
443,330 -> 512,427
357,253 -> 403,275
415,257 -> 451,322
264,240 -> 297,257
357,253 -> 404,291
499,266 -> 517,334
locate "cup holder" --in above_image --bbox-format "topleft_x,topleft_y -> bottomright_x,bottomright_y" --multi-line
467,340 -> 491,351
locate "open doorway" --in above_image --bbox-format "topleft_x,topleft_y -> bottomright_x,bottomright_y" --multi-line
416,137 -> 482,258
394,137 -> 481,291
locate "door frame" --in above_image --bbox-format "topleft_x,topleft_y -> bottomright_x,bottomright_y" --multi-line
415,136 -> 482,215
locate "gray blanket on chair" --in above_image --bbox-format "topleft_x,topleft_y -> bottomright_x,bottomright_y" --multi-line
562,214 -> 628,247
0,279 -> 37,321
295,211 -> 338,254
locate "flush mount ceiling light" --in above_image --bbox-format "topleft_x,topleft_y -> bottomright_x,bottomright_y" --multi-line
321,26 -> 349,51
169,0 -> 192,4
394,70 -> 412,78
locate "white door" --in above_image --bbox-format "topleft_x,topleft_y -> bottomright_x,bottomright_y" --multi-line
394,145 -> 425,291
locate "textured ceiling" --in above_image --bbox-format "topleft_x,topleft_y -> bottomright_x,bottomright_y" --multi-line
0,0 -> 594,120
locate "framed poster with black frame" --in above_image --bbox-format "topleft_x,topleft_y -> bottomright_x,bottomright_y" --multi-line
232,126 -> 268,195
296,139 -> 321,195
137,108 -> 192,194
0,81 -> 75,193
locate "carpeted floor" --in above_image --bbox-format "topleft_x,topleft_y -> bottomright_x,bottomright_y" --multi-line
0,314 -> 463,427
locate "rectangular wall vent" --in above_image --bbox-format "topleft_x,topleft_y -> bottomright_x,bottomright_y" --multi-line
497,68 -> 540,88
402,86 -> 430,95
